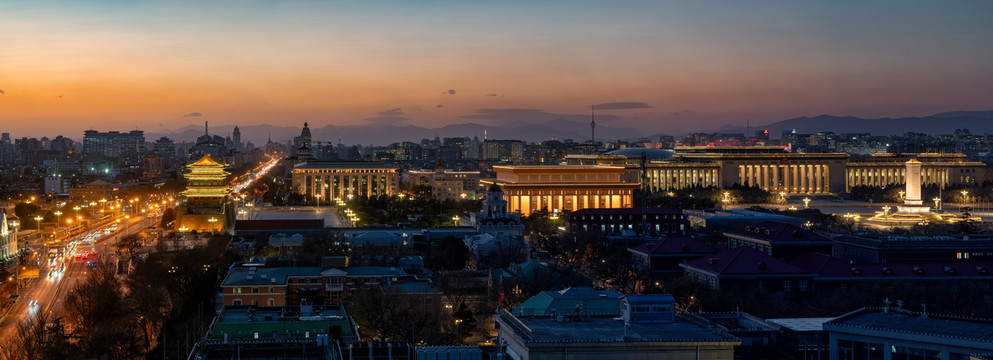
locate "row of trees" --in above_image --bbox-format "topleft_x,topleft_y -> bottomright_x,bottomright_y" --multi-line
347,195 -> 482,228
1,233 -> 236,359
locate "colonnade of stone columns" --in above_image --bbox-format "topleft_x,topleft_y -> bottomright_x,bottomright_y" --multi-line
645,168 -> 720,191
738,164 -> 830,194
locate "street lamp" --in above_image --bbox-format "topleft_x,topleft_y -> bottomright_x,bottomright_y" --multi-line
779,191 -> 787,204
54,211 -> 62,228
933,197 -> 942,210
208,217 -> 219,232
315,194 -> 321,207
452,216 -> 460,226
722,192 -> 730,203
961,190 -> 969,204
898,191 -> 905,201
34,216 -> 43,231
802,197 -> 811,209
123,215 -> 131,236
882,205 -> 891,218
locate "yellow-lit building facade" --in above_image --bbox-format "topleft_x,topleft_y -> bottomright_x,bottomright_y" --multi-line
177,154 -> 231,232
674,147 -> 849,194
567,147 -> 849,195
292,161 -> 400,201
845,153 -> 984,192
566,147 -> 985,196
484,165 -> 639,214
181,154 -> 230,214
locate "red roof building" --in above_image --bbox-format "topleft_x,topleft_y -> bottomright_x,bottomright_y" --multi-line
628,236 -> 719,277
724,221 -> 833,260
681,247 -> 816,293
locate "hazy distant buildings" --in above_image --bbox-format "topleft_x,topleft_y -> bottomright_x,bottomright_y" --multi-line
188,122 -> 230,163
152,136 -> 177,169
405,162 -> 481,200
483,139 -> 524,162
82,129 -> 145,170
143,154 -> 165,179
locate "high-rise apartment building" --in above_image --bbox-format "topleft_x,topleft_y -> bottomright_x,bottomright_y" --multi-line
82,130 -> 146,169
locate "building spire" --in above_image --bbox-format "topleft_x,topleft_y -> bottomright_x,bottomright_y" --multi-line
205,121 -> 209,136
590,104 -> 596,142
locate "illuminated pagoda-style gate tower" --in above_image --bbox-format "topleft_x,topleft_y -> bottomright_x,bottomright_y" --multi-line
179,154 -> 231,232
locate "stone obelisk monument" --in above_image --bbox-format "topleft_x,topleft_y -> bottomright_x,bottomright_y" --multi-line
904,159 -> 923,206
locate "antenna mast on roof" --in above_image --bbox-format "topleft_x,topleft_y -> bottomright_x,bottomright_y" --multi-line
591,104 -> 596,142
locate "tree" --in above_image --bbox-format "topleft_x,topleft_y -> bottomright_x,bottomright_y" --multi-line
126,257 -> 171,349
160,207 -> 176,229
13,202 -> 40,224
424,236 -> 469,271
436,271 -> 480,309
522,210 -> 559,252
298,230 -> 350,265
62,261 -> 144,359
346,285 -> 444,344
115,234 -> 144,259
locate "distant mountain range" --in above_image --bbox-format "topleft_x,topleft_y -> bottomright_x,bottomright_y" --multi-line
690,110 -> 993,139
148,110 -> 993,145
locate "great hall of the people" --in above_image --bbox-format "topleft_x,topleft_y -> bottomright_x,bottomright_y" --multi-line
481,146 -> 985,214
290,146 -> 985,215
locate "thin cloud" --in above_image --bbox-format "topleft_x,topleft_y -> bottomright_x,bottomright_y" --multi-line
593,102 -> 652,110
670,109 -> 692,116
182,112 -> 202,118
365,108 -> 409,123
486,93 -> 498,97
445,89 -> 456,95
435,104 -> 444,108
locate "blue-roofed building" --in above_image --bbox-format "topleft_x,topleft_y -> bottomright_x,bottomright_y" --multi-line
513,287 -> 623,317
824,307 -> 993,360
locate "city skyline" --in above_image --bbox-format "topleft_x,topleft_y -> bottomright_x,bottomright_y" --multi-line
2,1 -> 993,139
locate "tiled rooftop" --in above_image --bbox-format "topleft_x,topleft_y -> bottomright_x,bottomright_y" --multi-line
629,236 -> 719,255
826,308 -> 993,345
726,221 -> 830,244
498,312 -> 738,344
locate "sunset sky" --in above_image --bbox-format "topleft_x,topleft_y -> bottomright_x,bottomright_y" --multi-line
2,1 -> 992,138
